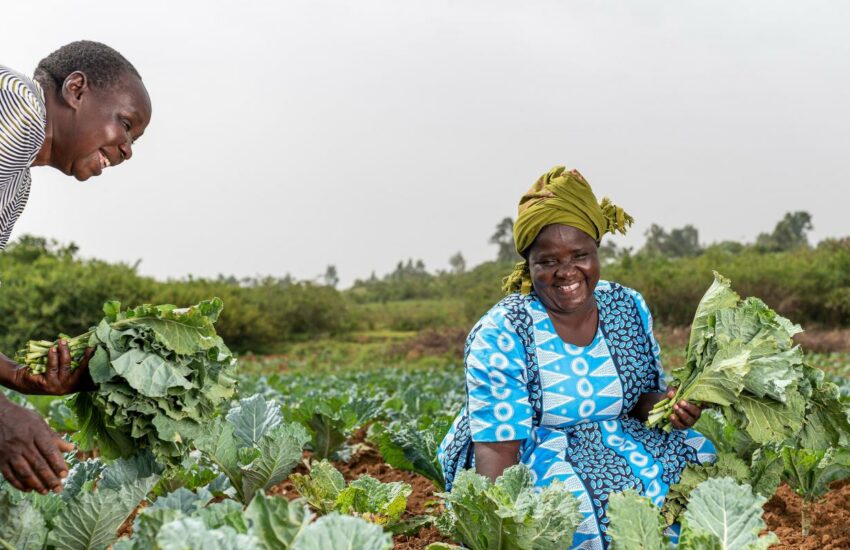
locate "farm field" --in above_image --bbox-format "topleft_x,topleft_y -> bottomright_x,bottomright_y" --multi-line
2,328 -> 849,549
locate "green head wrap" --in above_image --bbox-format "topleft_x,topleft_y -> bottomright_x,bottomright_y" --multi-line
502,166 -> 634,294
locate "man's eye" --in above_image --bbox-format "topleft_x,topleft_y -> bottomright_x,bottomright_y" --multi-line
122,120 -> 131,131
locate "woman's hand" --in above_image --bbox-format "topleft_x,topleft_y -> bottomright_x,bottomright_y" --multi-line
2,341 -> 95,396
0,396 -> 73,494
666,387 -> 702,430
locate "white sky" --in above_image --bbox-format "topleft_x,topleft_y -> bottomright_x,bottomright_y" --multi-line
3,1 -> 849,287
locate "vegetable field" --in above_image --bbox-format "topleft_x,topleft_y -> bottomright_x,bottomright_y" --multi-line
2,323 -> 850,548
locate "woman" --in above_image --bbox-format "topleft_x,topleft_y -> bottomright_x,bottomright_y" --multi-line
438,166 -> 715,549
0,41 -> 152,494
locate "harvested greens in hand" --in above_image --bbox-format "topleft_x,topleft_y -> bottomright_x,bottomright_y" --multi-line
25,298 -> 237,463
647,272 -> 810,444
15,331 -> 92,373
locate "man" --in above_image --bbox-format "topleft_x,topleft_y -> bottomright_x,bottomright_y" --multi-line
0,41 -> 152,494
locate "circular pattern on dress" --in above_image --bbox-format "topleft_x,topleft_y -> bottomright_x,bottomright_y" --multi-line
489,352 -> 508,369
496,424 -> 515,440
488,369 -> 507,387
497,333 -> 515,352
579,399 -> 596,418
571,357 -> 589,376
629,452 -> 649,467
494,402 -> 514,422
577,378 -> 594,398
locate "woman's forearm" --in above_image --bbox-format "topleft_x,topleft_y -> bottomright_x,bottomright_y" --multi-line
629,391 -> 667,422
474,440 -> 522,482
0,353 -> 22,391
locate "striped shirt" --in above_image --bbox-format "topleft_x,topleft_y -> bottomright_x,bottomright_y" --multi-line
0,65 -> 47,249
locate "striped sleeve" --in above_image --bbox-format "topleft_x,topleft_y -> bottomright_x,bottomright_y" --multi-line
0,66 -> 47,249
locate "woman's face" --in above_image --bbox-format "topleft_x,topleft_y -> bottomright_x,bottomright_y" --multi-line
52,73 -> 152,181
527,224 -> 600,316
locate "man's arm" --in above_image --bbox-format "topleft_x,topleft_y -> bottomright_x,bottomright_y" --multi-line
0,341 -> 94,395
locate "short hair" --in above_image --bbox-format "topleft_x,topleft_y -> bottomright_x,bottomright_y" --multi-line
34,40 -> 141,92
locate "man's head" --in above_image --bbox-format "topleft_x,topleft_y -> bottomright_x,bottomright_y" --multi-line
35,41 -> 152,181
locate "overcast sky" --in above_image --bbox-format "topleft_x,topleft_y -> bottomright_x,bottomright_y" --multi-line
3,1 -> 848,287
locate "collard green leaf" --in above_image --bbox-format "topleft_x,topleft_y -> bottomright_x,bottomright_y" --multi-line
662,452 -> 750,525
47,477 -> 157,550
336,476 -> 411,525
732,390 -> 805,444
150,487 -> 214,514
291,513 -> 393,550
607,490 -> 666,550
290,460 -> 346,514
0,494 -> 47,550
199,499 -> 249,533
680,477 -> 778,550
110,348 -> 193,398
685,272 -> 740,366
438,465 -> 581,550
227,394 -> 283,448
246,491 -> 313,549
157,517 -> 260,550
241,423 -> 310,503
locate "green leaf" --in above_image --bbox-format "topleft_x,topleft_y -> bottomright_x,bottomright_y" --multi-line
290,513 -> 393,550
607,490 -> 666,550
199,500 -> 249,533
88,345 -> 114,384
733,390 -> 804,444
196,420 -> 244,501
47,477 -> 157,550
150,487 -> 214,514
438,465 -> 582,550
290,460 -> 346,514
0,493 -> 47,550
156,517 -> 261,550
335,476 -> 412,525
680,477 -> 778,550
241,423 -> 310,503
227,394 -> 283,448
662,452 -> 750,525
110,348 -> 194,398
245,491 -> 313,549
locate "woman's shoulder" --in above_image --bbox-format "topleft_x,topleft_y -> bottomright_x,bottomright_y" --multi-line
470,293 -> 536,333
595,280 -> 653,319
0,65 -> 47,121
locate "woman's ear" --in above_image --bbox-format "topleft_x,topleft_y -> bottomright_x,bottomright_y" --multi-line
61,71 -> 89,110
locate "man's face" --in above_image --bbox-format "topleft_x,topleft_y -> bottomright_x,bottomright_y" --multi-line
54,73 -> 152,181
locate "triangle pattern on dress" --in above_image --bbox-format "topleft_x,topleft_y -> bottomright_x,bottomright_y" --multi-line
541,411 -> 575,426
595,401 -> 623,418
465,352 -> 488,372
587,337 -> 609,358
542,461 -> 572,479
540,370 -> 571,389
537,348 -> 565,368
537,435 -> 568,453
535,329 -> 559,345
596,379 -> 623,398
469,417 -> 493,435
575,516 -> 599,535
685,436 -> 706,450
574,537 -> 604,550
467,395 -> 490,413
589,358 -> 617,377
543,392 -> 576,410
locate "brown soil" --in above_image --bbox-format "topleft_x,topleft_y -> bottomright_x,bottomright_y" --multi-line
388,328 -> 467,360
764,481 -> 850,549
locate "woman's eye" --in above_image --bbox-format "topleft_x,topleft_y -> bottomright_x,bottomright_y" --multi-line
121,119 -> 131,131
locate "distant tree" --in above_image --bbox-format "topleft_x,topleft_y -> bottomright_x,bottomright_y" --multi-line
640,224 -> 702,258
448,252 -> 466,274
323,265 -> 339,288
490,217 -> 520,263
755,211 -> 813,252
598,241 -> 632,264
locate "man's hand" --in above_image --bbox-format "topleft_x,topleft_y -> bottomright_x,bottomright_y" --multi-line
0,397 -> 73,494
666,387 -> 702,430
6,341 -> 95,396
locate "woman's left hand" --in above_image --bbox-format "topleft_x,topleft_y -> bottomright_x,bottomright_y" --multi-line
666,387 -> 701,430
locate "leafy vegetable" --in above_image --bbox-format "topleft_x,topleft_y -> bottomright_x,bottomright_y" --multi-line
607,490 -> 666,550
66,298 -> 238,463
369,416 -> 450,490
679,477 -> 778,549
607,477 -> 777,550
15,332 -> 91,374
290,460 -> 412,527
290,513 -> 393,550
661,452 -> 751,525
780,446 -> 850,536
648,273 -> 808,445
196,396 -> 310,504
437,465 -> 582,550
288,392 -> 381,460
245,491 -> 313,549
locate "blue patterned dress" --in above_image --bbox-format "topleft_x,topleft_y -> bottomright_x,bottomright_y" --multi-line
437,281 -> 716,550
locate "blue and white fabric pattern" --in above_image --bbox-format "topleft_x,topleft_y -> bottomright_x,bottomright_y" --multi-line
438,281 -> 717,550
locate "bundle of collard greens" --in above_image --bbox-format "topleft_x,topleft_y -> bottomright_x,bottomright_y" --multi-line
70,298 -> 238,463
647,272 -> 812,444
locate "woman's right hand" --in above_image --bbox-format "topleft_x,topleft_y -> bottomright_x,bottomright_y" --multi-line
0,396 -> 73,494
